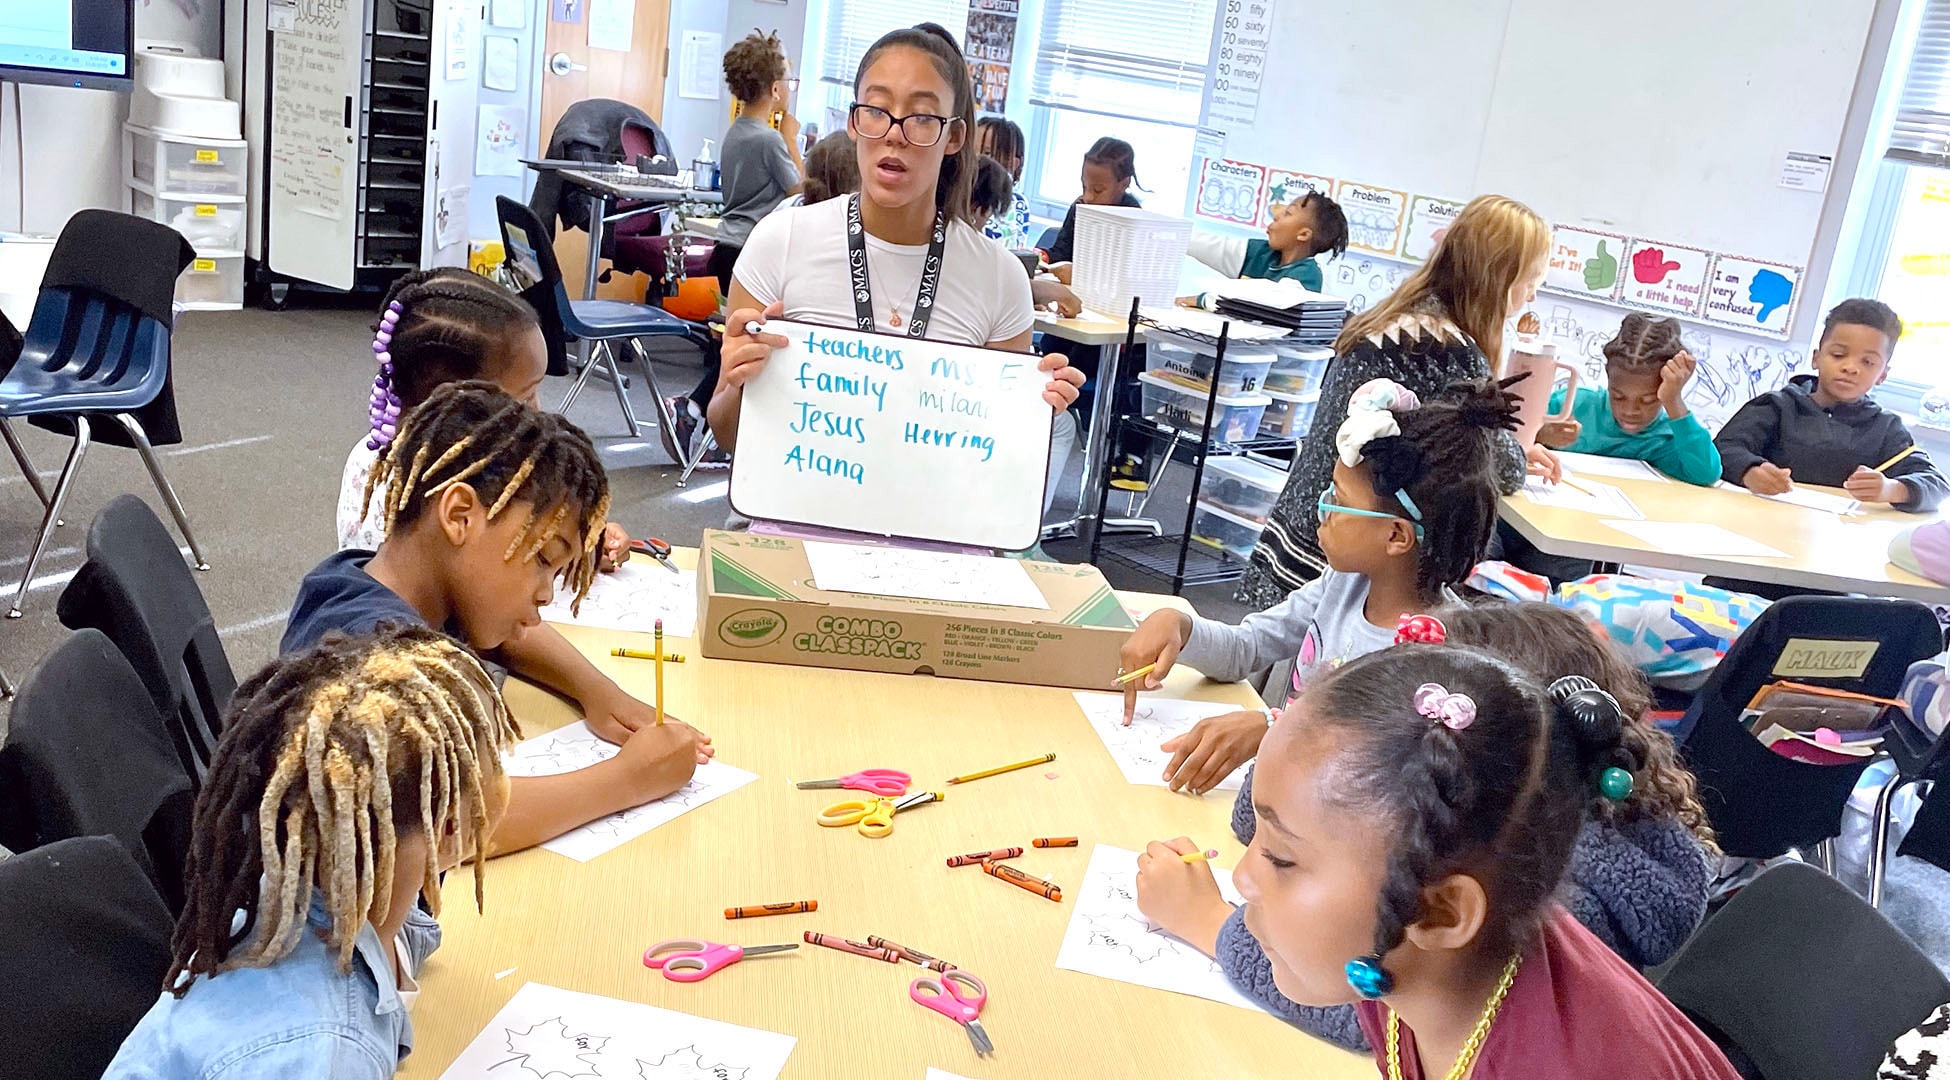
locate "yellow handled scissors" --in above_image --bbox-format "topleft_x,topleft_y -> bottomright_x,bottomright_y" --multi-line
818,795 -> 897,838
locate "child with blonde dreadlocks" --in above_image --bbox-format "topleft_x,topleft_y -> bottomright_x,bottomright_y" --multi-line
287,381 -> 710,854
104,626 -> 519,1080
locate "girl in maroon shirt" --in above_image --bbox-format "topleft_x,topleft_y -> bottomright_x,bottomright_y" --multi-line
1217,640 -> 1739,1078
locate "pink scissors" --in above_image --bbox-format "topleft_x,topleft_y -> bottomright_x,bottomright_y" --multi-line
910,969 -> 994,1056
795,768 -> 911,797
642,939 -> 798,983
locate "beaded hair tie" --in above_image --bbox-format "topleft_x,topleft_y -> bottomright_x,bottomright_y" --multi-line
366,300 -> 405,451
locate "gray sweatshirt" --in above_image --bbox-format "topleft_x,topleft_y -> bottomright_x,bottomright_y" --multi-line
1179,569 -> 1396,694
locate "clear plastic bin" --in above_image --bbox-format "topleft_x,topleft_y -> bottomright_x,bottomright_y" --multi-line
1191,501 -> 1265,560
1144,328 -> 1277,396
1199,455 -> 1289,523
1137,372 -> 1272,443
131,189 -> 244,253
128,127 -> 248,196
1267,344 -> 1333,395
175,254 -> 243,309
1259,389 -> 1320,440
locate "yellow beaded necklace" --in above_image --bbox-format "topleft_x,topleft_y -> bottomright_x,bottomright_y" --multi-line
1385,954 -> 1523,1080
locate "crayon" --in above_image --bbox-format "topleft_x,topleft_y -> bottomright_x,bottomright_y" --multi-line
724,900 -> 818,919
946,752 -> 1056,785
982,860 -> 1062,902
612,648 -> 687,662
1031,837 -> 1078,848
946,846 -> 1024,868
866,935 -> 957,972
802,931 -> 899,963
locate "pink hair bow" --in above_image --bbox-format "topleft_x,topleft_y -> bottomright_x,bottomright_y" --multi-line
1414,682 -> 1476,731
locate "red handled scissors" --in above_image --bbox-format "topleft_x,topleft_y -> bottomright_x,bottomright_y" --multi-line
910,969 -> 994,1056
794,768 -> 911,797
629,536 -> 680,574
642,939 -> 798,982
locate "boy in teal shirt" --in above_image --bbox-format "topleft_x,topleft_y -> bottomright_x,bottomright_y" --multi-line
1538,312 -> 1722,486
1183,191 -> 1348,304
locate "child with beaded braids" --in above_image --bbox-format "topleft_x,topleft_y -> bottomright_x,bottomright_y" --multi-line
340,268 -> 628,568
289,382 -> 711,855
1160,647 -> 1738,1078
1118,377 -> 1516,793
104,626 -> 519,1079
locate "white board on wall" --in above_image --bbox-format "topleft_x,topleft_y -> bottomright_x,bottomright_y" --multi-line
729,321 -> 1055,551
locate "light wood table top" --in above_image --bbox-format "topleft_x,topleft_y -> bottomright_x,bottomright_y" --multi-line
400,549 -> 1367,1079
1034,308 -> 1133,346
1499,472 -> 1948,601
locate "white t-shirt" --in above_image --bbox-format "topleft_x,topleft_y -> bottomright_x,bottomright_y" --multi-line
337,438 -> 385,551
732,195 -> 1034,347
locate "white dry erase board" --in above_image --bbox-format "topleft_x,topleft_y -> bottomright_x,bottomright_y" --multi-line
729,320 -> 1054,550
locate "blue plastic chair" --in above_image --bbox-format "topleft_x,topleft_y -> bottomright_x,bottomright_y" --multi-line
0,212 -> 207,619
495,195 -> 692,438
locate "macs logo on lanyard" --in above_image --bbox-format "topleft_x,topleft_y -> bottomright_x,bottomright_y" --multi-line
844,194 -> 946,338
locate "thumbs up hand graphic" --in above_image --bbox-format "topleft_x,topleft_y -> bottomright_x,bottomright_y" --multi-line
1583,240 -> 1618,291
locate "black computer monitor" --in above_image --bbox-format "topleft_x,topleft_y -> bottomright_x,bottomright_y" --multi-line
0,0 -> 134,93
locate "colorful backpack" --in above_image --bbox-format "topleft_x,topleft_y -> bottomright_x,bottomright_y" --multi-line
1552,573 -> 1770,687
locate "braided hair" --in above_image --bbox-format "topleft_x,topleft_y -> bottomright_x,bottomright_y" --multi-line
366,268 -> 542,451
360,381 -> 611,611
1300,191 -> 1350,260
165,625 -> 519,993
1601,312 -> 1685,376
1308,646 -> 1643,991
1359,379 -> 1520,601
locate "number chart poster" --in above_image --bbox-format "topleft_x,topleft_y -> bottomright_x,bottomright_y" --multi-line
1619,239 -> 1713,318
1196,158 -> 1268,227
1703,254 -> 1801,337
1339,182 -> 1409,256
1259,170 -> 1336,226
1544,225 -> 1630,301
1209,0 -> 1273,128
730,321 -> 1054,551
965,0 -> 1018,114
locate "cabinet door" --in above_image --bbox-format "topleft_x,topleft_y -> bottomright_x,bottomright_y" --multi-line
422,0 -> 480,268
267,0 -> 364,288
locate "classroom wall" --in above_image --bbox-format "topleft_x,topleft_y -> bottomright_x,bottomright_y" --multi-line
661,0 -> 734,162
466,0 -> 549,243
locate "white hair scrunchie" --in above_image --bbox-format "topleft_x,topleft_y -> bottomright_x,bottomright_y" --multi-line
1335,378 -> 1422,467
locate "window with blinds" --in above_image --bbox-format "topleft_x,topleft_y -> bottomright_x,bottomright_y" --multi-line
818,0 -> 972,88
1890,0 -> 1950,164
1030,0 -> 1218,127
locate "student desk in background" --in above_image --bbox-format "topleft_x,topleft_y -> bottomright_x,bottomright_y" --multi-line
399,547 -> 1368,1080
1035,308 -> 1137,542
1499,474 -> 1949,602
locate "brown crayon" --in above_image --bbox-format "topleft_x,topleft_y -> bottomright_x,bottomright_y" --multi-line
982,860 -> 1063,901
866,935 -> 957,972
724,900 -> 818,919
945,846 -> 1025,868
802,931 -> 899,963
1031,836 -> 1079,848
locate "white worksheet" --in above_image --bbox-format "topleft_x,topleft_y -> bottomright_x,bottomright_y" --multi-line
1556,451 -> 1670,483
539,563 -> 698,638
804,541 -> 1049,609
1053,844 -> 1256,1010
1072,692 -> 1255,792
1760,487 -> 1860,515
501,722 -> 757,862
1521,476 -> 1644,519
438,981 -> 795,1079
1601,520 -> 1791,559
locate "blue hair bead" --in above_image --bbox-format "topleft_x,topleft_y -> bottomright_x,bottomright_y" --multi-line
1345,955 -> 1393,999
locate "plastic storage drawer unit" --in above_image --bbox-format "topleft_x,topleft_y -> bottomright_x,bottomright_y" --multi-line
1258,390 -> 1320,440
1198,455 -> 1289,523
1137,372 -> 1273,443
1145,328 -> 1277,396
1191,501 -> 1265,560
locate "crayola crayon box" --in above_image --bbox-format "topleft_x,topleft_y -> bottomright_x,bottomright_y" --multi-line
697,530 -> 1133,688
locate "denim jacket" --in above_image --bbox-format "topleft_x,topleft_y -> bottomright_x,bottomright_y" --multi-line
103,892 -> 439,1079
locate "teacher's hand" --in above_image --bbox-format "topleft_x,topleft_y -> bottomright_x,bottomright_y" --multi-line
720,300 -> 789,393
1039,352 -> 1085,411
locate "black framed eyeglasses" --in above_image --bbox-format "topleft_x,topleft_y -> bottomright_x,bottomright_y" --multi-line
849,103 -> 958,147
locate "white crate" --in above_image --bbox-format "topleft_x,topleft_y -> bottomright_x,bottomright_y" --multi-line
126,124 -> 248,196
1071,204 -> 1192,319
130,185 -> 245,254
175,253 -> 243,310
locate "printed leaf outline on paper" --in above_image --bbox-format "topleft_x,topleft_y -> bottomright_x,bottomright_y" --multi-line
638,1043 -> 750,1080
492,1016 -> 608,1080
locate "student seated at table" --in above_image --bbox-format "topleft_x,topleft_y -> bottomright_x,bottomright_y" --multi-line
1117,378 -> 1517,793
103,626 -> 519,1080
1181,189 -> 1349,304
975,116 -> 1031,249
1534,312 -> 1721,487
1715,298 -> 1946,511
293,382 -> 709,854
971,154 -> 1081,319
1134,601 -> 1717,1048
1157,646 -> 1740,1077
1040,136 -> 1142,284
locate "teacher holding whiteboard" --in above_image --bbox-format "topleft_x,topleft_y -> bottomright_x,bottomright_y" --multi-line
707,23 -> 1083,464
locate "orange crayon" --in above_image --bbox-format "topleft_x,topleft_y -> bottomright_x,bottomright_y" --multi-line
982,860 -> 1063,902
946,846 -> 1024,868
1031,837 -> 1078,848
866,935 -> 957,972
724,900 -> 818,919
803,931 -> 899,963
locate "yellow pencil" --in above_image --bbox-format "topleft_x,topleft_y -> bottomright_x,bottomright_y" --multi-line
1559,477 -> 1598,497
1112,663 -> 1156,686
946,752 -> 1056,785
654,619 -> 665,726
1180,848 -> 1221,864
1874,445 -> 1918,473
612,648 -> 687,662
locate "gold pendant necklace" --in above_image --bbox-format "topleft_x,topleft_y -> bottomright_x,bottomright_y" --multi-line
1385,953 -> 1522,1080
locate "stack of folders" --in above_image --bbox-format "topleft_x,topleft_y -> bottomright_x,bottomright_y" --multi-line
1743,680 -> 1897,765
1208,278 -> 1349,343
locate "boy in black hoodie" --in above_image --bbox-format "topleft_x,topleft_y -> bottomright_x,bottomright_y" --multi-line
1715,298 -> 1946,512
